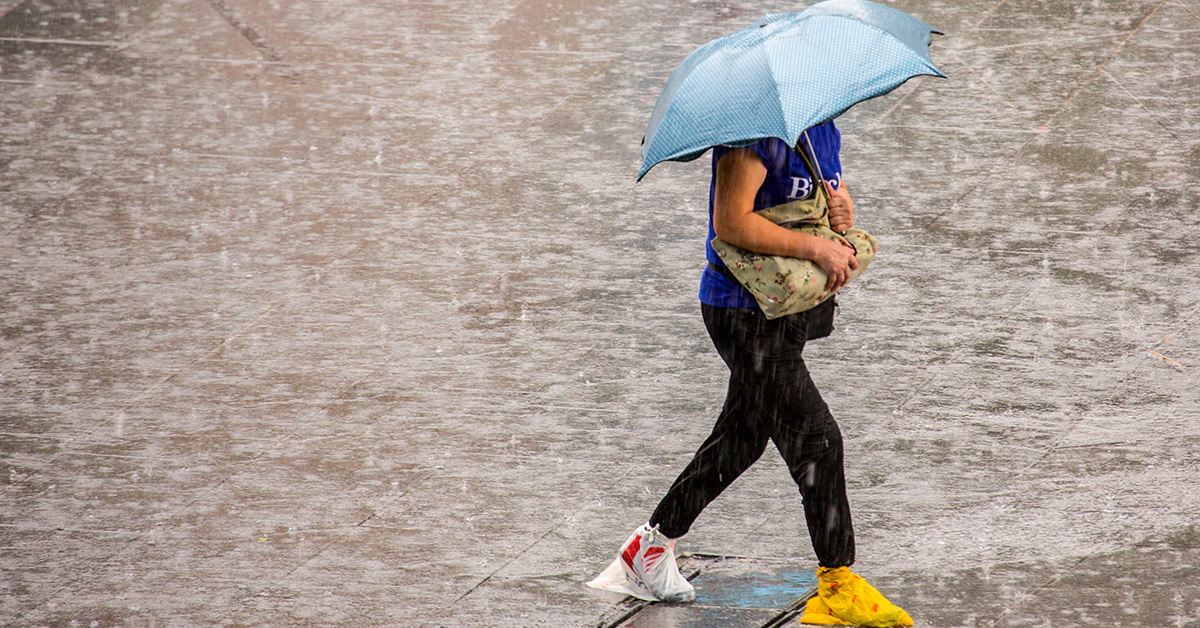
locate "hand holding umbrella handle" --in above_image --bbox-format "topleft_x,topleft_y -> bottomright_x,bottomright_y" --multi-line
799,130 -> 853,235
824,179 -> 854,235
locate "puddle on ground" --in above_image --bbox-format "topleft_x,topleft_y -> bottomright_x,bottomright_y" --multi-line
598,554 -> 817,628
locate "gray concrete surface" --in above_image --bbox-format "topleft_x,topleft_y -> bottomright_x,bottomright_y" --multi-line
2,0 -> 1198,626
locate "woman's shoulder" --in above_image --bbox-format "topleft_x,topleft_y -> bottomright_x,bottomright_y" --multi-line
713,137 -> 792,174
805,121 -> 841,152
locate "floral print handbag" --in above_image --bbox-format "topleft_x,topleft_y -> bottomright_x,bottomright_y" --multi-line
710,144 -> 878,320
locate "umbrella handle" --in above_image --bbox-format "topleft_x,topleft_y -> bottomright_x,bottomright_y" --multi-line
800,129 -> 826,188
796,130 -> 842,232
800,129 -> 853,237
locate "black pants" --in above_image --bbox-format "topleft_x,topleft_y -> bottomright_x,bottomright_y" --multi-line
648,302 -> 855,568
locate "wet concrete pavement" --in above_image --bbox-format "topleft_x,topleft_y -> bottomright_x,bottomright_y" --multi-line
2,0 -> 1198,626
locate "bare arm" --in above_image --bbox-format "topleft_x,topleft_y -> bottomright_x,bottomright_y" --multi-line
712,148 -> 858,292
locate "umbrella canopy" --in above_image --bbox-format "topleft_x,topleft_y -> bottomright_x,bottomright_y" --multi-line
637,0 -> 944,181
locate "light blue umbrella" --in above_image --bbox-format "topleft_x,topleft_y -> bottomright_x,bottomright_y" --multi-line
637,0 -> 945,181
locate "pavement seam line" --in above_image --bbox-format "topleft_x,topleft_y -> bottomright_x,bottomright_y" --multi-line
2,2 -> 314,469
916,0 -> 1167,231
1176,0 -> 1200,21
121,10 -> 704,559
891,97 -> 1130,419
202,0 -> 301,82
0,330 -> 48,367
598,565 -> 704,628
180,469 -> 441,627
866,75 -> 930,130
18,0 -> 676,463
448,527 -> 557,606
967,0 -> 1011,34
941,56 -> 1028,115
760,586 -> 819,628
4,1 -> 1195,628
6,402 -> 389,628
1039,0 -> 1170,130
400,8 -> 710,592
0,0 -> 25,21
1025,300 -> 1200,470
265,4 -> 353,53
66,281 -> 308,453
13,279 -> 311,517
882,1 -> 1190,415
1098,66 -> 1185,147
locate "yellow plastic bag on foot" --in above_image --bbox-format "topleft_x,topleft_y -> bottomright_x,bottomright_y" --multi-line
798,567 -> 913,627
798,594 -> 844,625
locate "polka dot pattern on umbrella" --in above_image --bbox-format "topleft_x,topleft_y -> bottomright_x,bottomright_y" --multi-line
638,0 -> 945,181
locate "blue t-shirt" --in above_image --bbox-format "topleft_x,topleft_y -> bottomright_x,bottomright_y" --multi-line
699,122 -> 843,308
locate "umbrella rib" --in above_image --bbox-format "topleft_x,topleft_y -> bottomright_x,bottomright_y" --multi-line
640,2 -> 946,179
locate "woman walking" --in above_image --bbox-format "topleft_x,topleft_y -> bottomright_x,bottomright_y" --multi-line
588,122 -> 912,628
